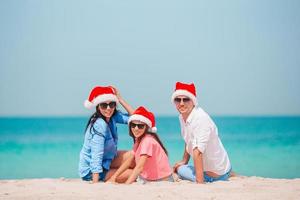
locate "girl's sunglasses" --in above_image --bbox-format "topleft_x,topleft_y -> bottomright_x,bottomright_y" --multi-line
130,123 -> 146,129
174,97 -> 190,103
99,102 -> 116,109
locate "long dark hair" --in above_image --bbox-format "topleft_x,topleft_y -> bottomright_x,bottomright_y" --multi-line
84,105 -> 117,134
129,123 -> 168,156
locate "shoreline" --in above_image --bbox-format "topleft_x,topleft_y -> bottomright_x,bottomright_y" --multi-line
1,176 -> 300,200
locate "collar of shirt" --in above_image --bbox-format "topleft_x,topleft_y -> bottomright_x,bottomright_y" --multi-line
180,107 -> 197,125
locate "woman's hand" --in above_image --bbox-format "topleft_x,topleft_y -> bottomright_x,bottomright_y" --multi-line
109,85 -> 134,115
109,86 -> 122,100
92,173 -> 100,183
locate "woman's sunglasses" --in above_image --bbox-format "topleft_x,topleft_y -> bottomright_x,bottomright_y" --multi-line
99,102 -> 116,109
174,97 -> 191,103
130,123 -> 146,129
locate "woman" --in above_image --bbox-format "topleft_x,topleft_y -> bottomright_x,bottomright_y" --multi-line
108,106 -> 173,184
78,86 -> 135,183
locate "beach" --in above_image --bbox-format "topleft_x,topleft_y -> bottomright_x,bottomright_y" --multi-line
1,176 -> 299,200
1,117 -> 299,200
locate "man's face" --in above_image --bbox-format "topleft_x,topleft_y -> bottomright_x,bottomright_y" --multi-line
174,95 -> 194,115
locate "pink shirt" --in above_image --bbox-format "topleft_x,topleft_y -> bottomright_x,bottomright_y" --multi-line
133,134 -> 172,181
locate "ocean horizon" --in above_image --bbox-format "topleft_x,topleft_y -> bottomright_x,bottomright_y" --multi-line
1,115 -> 299,180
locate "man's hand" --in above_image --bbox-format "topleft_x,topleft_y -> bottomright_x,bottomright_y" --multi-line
173,160 -> 187,173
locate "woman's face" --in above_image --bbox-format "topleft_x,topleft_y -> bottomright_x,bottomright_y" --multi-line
130,120 -> 147,139
98,101 -> 116,119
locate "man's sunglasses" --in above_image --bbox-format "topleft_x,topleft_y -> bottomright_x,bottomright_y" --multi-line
99,102 -> 116,109
174,97 -> 191,103
130,123 -> 146,129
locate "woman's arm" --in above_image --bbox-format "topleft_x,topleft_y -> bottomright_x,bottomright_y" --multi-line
107,151 -> 135,183
90,133 -> 105,183
125,154 -> 149,184
90,120 -> 106,183
110,86 -> 134,115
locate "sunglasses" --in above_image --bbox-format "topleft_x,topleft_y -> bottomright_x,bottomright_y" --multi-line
174,97 -> 191,103
99,102 -> 116,109
130,123 -> 146,129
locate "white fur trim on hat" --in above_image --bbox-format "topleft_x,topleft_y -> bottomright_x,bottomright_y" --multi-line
128,114 -> 152,129
171,89 -> 198,106
84,94 -> 119,109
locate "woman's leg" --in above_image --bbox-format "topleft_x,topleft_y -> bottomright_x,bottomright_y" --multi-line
110,150 -> 135,169
105,168 -> 133,183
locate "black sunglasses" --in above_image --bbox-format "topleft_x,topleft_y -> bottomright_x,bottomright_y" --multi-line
99,102 -> 116,109
174,97 -> 191,103
130,123 -> 146,129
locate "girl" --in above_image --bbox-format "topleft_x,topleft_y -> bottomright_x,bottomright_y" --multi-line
78,86 -> 135,183
108,106 -> 173,184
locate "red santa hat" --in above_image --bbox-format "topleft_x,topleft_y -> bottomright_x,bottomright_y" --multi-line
171,82 -> 198,106
84,86 -> 118,109
128,106 -> 157,133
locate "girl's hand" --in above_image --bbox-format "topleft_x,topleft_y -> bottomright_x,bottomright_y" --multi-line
106,176 -> 117,183
125,181 -> 131,184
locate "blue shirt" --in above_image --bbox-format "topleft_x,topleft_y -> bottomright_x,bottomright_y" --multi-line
78,111 -> 129,177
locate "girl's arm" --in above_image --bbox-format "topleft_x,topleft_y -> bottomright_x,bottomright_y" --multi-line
125,154 -> 149,184
107,151 -> 135,183
110,86 -> 134,115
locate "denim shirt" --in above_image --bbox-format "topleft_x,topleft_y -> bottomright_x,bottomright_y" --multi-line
78,111 -> 129,177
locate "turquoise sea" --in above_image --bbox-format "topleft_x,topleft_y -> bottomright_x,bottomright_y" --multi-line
0,116 -> 299,179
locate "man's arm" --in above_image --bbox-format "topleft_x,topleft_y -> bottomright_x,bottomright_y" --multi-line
173,144 -> 190,172
193,148 -> 204,184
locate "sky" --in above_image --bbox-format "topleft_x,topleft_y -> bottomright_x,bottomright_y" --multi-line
0,0 -> 300,116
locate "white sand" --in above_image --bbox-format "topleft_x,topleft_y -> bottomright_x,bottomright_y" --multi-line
1,176 -> 299,200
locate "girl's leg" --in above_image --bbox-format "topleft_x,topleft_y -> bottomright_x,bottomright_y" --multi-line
105,168 -> 133,183
110,150 -> 135,169
177,165 -> 196,182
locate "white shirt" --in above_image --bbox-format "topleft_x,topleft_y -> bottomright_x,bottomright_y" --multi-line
179,107 -> 231,175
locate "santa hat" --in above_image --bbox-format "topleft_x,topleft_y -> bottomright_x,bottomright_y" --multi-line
84,86 -> 118,109
171,82 -> 198,106
128,106 -> 157,133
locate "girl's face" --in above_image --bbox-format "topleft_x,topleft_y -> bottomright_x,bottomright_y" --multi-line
98,101 -> 116,119
130,120 -> 147,139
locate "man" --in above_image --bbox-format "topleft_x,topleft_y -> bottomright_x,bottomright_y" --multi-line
172,82 -> 232,183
